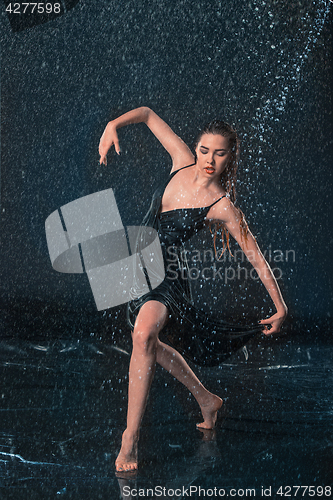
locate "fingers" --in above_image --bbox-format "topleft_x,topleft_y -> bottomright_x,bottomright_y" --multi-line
98,148 -> 120,166
114,139 -> 121,155
260,309 -> 286,336
98,140 -> 120,164
98,122 -> 121,163
261,320 -> 281,336
99,141 -> 121,165
98,143 -> 108,162
260,317 -> 279,335
259,318 -> 272,325
262,326 -> 278,336
99,155 -> 107,166
261,323 -> 271,335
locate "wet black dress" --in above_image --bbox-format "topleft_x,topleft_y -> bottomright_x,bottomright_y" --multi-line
127,165 -> 263,366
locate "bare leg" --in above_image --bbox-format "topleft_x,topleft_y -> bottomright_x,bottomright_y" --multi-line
115,301 -> 168,472
156,340 -> 222,429
115,301 -> 222,471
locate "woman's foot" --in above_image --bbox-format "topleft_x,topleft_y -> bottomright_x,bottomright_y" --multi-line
115,429 -> 139,472
196,394 -> 223,430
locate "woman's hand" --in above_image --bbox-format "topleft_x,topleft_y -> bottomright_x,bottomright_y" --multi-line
260,307 -> 288,336
99,122 -> 121,165
97,107 -> 194,170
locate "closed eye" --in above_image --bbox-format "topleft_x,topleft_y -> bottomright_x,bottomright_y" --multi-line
200,147 -> 227,156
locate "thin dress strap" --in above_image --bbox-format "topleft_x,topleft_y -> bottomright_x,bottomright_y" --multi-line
168,163 -> 226,209
207,195 -> 226,209
168,164 -> 226,210
170,163 -> 196,176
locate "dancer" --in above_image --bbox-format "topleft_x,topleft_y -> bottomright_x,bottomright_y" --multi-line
99,107 -> 288,472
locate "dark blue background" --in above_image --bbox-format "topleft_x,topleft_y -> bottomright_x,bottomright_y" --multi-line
0,0 -> 332,339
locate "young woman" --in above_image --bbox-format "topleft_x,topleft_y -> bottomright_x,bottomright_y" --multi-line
99,107 -> 288,472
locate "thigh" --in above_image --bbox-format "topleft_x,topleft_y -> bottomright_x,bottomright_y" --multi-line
133,300 -> 169,336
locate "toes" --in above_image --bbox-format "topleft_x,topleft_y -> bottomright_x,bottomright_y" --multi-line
197,408 -> 219,430
196,422 -> 214,430
115,462 -> 138,472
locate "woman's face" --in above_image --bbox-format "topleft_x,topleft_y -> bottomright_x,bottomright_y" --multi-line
195,133 -> 230,178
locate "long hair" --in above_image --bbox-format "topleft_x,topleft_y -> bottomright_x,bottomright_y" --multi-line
195,120 -> 248,258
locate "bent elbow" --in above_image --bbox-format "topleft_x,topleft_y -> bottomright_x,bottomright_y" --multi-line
141,106 -> 152,123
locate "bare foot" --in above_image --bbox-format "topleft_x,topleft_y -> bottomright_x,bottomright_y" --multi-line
196,394 -> 223,429
115,429 -> 138,472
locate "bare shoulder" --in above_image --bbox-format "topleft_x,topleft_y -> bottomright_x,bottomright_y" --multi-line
208,197 -> 243,224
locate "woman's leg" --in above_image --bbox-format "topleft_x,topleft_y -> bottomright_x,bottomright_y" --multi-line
115,301 -> 168,472
156,340 -> 222,429
115,301 -> 222,471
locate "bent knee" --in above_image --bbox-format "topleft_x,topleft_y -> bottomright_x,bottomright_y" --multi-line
132,327 -> 158,354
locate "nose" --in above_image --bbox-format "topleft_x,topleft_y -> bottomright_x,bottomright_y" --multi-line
207,154 -> 215,164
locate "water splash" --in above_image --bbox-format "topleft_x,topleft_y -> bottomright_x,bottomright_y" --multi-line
250,0 -> 331,161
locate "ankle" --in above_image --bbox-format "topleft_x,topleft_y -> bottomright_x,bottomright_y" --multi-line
123,428 -> 139,442
195,389 -> 213,405
197,392 -> 222,408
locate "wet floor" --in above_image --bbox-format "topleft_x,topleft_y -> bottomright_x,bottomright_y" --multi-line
0,330 -> 332,499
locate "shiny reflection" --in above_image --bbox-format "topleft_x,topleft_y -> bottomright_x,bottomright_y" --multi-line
115,427 -> 222,499
0,338 -> 332,498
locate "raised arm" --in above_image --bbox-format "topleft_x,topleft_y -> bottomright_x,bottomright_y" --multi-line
99,106 -> 194,171
210,199 -> 288,335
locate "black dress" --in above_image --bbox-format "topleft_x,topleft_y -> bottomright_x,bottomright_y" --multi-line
127,165 -> 263,366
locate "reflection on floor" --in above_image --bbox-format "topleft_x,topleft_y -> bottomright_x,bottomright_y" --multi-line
0,333 -> 332,499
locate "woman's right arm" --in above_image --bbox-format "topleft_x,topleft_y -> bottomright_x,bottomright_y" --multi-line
99,106 -> 194,170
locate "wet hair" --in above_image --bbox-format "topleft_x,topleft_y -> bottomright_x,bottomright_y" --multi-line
195,120 -> 248,258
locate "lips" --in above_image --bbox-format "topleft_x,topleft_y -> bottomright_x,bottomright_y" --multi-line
205,167 -> 215,174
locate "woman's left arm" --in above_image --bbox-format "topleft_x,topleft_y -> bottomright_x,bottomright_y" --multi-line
213,199 -> 288,335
